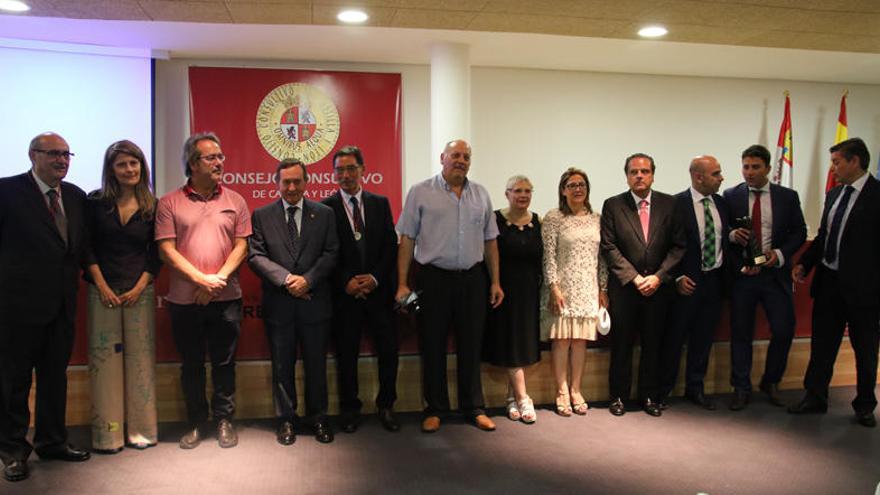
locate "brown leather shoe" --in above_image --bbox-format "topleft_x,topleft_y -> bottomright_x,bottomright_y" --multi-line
473,414 -> 496,431
421,415 -> 441,433
217,419 -> 238,448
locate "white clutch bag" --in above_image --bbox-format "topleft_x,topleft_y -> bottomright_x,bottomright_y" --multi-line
598,307 -> 611,335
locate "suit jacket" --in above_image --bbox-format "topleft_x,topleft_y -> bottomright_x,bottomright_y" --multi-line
672,189 -> 730,281
248,198 -> 339,323
321,190 -> 397,303
600,190 -> 686,290
800,175 -> 880,308
722,182 -> 806,291
0,172 -> 87,328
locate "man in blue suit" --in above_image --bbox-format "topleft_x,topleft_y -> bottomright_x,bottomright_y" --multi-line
659,155 -> 728,410
790,138 -> 879,428
723,144 -> 806,411
248,159 -> 339,444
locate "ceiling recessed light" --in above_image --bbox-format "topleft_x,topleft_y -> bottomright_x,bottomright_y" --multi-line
0,0 -> 30,12
638,25 -> 668,38
337,9 -> 368,23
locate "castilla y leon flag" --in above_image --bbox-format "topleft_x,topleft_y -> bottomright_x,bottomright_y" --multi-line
772,91 -> 793,188
825,91 -> 848,192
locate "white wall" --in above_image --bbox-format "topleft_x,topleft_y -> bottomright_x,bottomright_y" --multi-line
471,68 -> 880,234
155,59 -> 880,234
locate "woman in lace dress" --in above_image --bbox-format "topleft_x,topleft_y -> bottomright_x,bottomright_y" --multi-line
542,168 -> 608,416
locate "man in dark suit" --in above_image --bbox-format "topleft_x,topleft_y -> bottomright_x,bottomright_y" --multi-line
0,132 -> 91,483
601,153 -> 686,417
790,137 -> 880,428
248,159 -> 339,444
723,144 -> 806,411
659,155 -> 728,410
322,146 -> 400,433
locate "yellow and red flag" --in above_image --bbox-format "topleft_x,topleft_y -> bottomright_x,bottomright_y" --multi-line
772,91 -> 793,188
825,91 -> 848,192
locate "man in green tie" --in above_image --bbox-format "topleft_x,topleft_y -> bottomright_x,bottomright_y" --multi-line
658,156 -> 728,410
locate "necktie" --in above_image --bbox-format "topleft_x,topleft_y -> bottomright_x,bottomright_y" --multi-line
824,185 -> 855,264
350,196 -> 367,267
46,189 -> 68,245
751,190 -> 763,250
701,197 -> 716,270
350,196 -> 365,235
287,205 -> 300,259
638,199 -> 649,243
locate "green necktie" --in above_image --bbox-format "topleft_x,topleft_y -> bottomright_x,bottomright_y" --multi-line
702,197 -> 716,270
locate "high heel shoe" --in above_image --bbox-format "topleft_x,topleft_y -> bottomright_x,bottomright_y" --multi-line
571,391 -> 589,415
555,393 -> 572,417
506,397 -> 521,421
519,397 -> 537,424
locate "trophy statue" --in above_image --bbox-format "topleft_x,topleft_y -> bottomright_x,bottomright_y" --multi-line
394,290 -> 421,314
733,216 -> 767,266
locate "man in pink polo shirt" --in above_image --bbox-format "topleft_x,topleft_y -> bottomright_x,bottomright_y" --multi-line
155,132 -> 251,450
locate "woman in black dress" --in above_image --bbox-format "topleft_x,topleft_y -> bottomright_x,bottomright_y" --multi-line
484,175 -> 542,423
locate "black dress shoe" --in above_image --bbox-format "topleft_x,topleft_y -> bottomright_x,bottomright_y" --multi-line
787,397 -> 827,414
609,398 -> 625,416
276,421 -> 296,445
657,399 -> 669,411
759,382 -> 785,407
36,444 -> 91,462
686,391 -> 717,410
378,408 -> 401,432
855,411 -> 877,428
642,399 -> 662,417
314,422 -> 334,443
3,460 -> 28,482
729,390 -> 750,411
217,419 -> 238,448
339,412 -> 360,433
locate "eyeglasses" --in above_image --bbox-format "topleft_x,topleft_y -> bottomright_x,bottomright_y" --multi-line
565,182 -> 587,190
199,153 -> 226,163
334,165 -> 361,175
33,149 -> 74,160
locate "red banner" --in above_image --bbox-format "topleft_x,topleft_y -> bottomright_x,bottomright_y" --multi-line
69,67 -> 404,364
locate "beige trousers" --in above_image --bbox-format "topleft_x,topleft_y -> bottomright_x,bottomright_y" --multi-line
87,284 -> 157,450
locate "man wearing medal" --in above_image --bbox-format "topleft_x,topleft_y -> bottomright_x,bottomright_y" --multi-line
322,146 -> 400,433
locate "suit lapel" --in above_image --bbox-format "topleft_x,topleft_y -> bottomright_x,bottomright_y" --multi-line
298,200 -> 315,257
684,190 -> 700,247
270,200 -> 296,259
770,184 -> 782,246
646,193 -> 665,247
841,176 -> 876,242
22,173 -> 66,247
622,193 -> 647,245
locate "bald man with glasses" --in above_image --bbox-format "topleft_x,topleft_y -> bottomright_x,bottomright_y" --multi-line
0,132 -> 91,482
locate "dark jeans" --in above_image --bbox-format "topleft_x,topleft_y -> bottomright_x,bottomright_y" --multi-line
729,272 -> 795,392
416,263 -> 487,417
0,314 -> 74,463
168,299 -> 242,427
